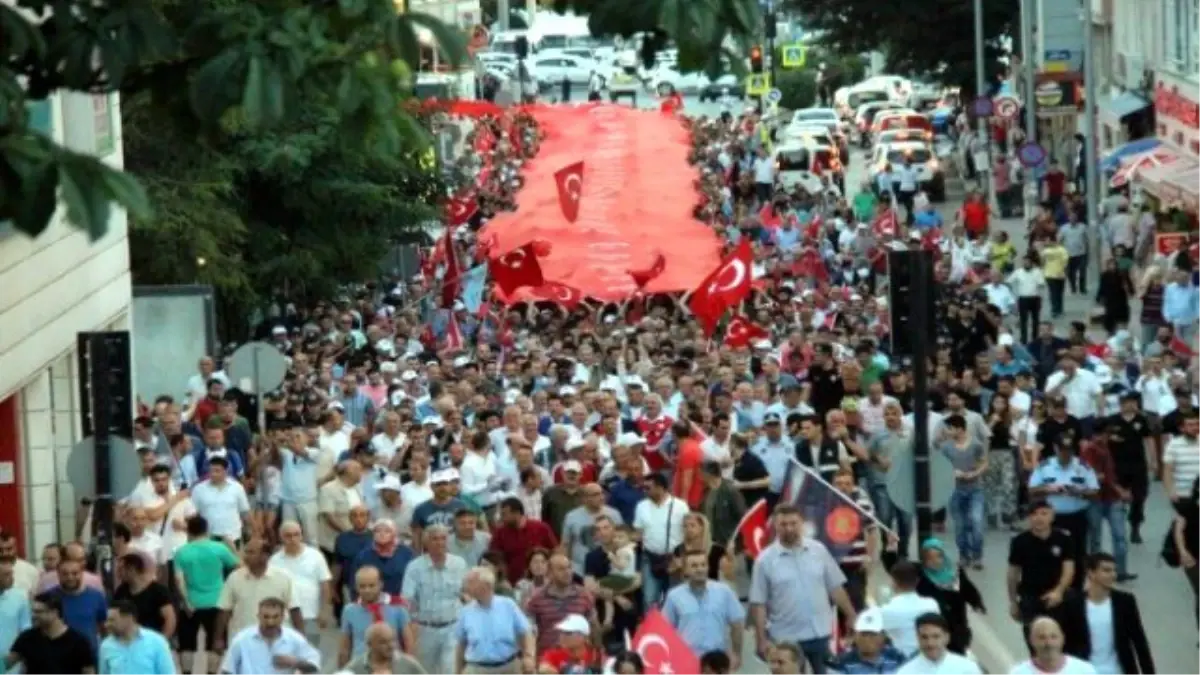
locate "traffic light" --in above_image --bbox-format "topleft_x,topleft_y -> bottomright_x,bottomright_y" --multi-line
750,45 -> 763,73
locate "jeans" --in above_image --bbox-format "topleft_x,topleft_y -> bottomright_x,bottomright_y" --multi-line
1047,278 -> 1066,316
1087,501 -> 1129,575
640,557 -> 668,609
869,484 -> 911,556
1067,254 -> 1088,293
950,485 -> 985,561
798,636 -> 832,675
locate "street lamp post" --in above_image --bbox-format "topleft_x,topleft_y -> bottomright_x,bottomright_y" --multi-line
973,0 -> 997,207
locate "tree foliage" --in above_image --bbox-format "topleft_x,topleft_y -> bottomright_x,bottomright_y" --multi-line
787,0 -> 1019,96
1,0 -> 467,240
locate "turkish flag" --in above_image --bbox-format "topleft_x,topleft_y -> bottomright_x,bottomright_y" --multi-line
444,195 -> 477,226
688,239 -> 754,335
872,208 -> 898,238
554,161 -> 585,223
736,498 -> 771,559
488,243 -> 545,296
629,253 -> 666,290
1170,335 -> 1195,359
631,609 -> 699,675
724,315 -> 769,349
793,247 -> 829,282
443,313 -> 464,352
532,282 -> 585,310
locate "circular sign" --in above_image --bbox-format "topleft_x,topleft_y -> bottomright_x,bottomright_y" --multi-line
994,95 -> 1020,119
971,95 -> 994,117
885,443 -> 957,514
1018,141 -> 1047,168
767,88 -> 783,103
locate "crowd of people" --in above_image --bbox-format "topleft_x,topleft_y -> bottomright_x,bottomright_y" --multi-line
0,98 -> 1195,675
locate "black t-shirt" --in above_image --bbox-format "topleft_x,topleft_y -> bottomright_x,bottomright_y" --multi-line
806,363 -> 844,415
112,581 -> 172,633
1037,414 -> 1084,449
733,451 -> 770,507
11,627 -> 96,675
1102,413 -> 1151,473
1007,529 -> 1073,598
1162,406 -> 1194,437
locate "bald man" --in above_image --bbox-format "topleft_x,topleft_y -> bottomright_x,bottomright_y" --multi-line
1009,617 -> 1097,674
338,566 -> 415,667
339,622 -> 426,674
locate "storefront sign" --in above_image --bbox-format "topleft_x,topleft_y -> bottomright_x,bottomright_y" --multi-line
1034,73 -> 1083,115
1154,84 -> 1199,128
1040,0 -> 1085,72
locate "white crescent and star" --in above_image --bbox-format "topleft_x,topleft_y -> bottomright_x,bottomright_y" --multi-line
636,634 -> 672,671
564,173 -> 582,201
752,525 -> 765,552
500,249 -> 526,269
707,259 -> 747,295
555,285 -> 575,302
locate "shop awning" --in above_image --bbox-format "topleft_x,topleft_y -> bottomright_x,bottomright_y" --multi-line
1099,91 -> 1151,123
1100,137 -> 1162,172
1158,166 -> 1200,213
1110,145 -> 1189,189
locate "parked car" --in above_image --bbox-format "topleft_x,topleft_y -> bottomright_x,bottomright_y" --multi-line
698,74 -> 743,102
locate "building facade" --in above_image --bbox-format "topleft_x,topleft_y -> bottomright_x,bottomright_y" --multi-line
0,84 -> 132,559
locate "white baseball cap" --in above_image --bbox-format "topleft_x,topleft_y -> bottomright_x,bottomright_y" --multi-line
562,459 -> 583,473
855,608 -> 885,633
555,613 -> 590,635
374,474 -> 402,493
431,468 -> 460,484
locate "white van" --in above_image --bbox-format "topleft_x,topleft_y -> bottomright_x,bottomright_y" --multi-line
772,144 -> 824,194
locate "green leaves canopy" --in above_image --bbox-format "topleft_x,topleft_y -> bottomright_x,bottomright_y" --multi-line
787,0 -> 1019,94
1,0 -> 468,240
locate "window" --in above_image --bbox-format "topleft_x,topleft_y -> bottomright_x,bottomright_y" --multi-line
1163,0 -> 1200,77
92,93 -> 114,156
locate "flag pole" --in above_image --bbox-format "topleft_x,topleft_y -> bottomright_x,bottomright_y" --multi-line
787,458 -> 896,538
728,497 -> 770,552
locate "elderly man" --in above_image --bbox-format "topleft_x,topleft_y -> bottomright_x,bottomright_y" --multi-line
268,521 -> 332,646
454,566 -> 536,674
339,622 -> 426,674
401,524 -> 469,674
338,565 -> 415,667
319,460 -> 365,562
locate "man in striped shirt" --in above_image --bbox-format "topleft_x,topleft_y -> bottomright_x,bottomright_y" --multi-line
831,468 -> 877,617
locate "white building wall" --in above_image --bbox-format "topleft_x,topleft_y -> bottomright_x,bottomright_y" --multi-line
0,77 -> 132,555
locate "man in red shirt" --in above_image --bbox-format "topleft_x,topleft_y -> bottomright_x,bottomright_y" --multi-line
488,497 -> 558,585
636,396 -> 675,473
1044,159 -> 1067,210
1080,435 -> 1136,582
538,613 -> 601,673
672,420 -> 705,510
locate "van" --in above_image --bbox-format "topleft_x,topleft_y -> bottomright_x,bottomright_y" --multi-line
772,145 -> 823,194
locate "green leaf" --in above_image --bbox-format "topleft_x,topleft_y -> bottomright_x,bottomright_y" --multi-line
96,165 -> 152,223
0,4 -> 46,60
58,159 -> 112,241
12,160 -> 59,237
190,47 -> 247,123
336,0 -> 369,19
401,13 -> 467,68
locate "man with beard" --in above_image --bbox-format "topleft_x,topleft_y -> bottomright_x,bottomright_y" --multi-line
5,592 -> 96,674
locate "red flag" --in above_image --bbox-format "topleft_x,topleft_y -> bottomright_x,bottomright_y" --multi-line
440,230 -> 462,309
1170,335 -> 1195,359
735,499 -> 771,559
629,253 -> 666,290
532,282 -> 584,310
488,243 -> 546,296
631,609 -> 699,675
444,196 -> 478,226
688,239 -> 753,335
443,313 -> 464,352
872,208 -> 898,238
554,161 -> 585,223
723,315 -> 769,349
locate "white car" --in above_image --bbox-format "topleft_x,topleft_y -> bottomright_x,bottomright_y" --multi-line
649,66 -> 705,96
773,144 -> 824,194
869,141 -> 947,201
783,124 -> 836,149
530,54 -> 596,86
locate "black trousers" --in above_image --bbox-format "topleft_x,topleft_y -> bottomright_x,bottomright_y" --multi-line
1053,510 -> 1089,591
1124,471 -> 1150,529
1067,255 -> 1088,293
1017,296 -> 1042,344
898,189 -> 917,224
1047,278 -> 1066,316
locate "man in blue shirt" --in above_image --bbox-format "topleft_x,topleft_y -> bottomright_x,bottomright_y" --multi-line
663,550 -> 745,661
0,559 -> 30,660
1029,437 -> 1099,590
1162,269 -> 1199,345
911,202 -> 943,230
98,600 -> 174,674
53,559 -> 107,652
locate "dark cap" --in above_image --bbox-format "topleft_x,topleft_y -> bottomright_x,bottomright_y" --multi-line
763,412 -> 782,425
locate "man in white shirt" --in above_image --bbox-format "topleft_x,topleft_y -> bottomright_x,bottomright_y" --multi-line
185,356 -> 230,399
880,561 -> 941,657
1008,255 -> 1047,343
982,268 -> 1017,316
752,147 -> 775,203
633,473 -> 689,608
189,456 -> 251,545
897,613 -> 982,674
268,521 -> 333,646
460,430 -> 500,511
896,156 -> 919,224
369,412 -> 407,465
1162,410 -> 1200,502
1045,355 -> 1105,432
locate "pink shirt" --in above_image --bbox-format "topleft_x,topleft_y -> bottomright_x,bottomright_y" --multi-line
37,569 -> 105,594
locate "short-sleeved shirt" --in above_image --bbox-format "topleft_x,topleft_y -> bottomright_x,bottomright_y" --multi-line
411,498 -> 471,531
60,587 -> 108,651
339,602 -> 411,659
447,531 -> 491,566
1102,414 -> 1151,473
540,646 -> 602,674
217,567 -> 296,638
1028,458 -> 1099,514
454,596 -> 531,663
111,582 -> 172,633
1008,529 -> 1073,598
662,580 -> 746,655
11,627 -> 96,674
174,538 -> 241,608
562,506 -> 624,574
525,585 -> 595,654
673,439 -> 705,508
748,538 -> 846,643
940,439 -> 986,487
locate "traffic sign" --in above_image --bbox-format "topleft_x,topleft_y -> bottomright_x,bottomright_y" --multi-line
885,443 -> 956,515
226,341 -> 289,431
1018,141 -> 1047,168
766,88 -> 783,103
994,95 -> 1020,120
971,96 -> 994,118
781,43 -> 807,69
66,437 -> 141,501
745,74 -> 771,97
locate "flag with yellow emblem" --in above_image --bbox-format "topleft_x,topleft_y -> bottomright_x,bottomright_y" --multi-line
779,459 -> 884,560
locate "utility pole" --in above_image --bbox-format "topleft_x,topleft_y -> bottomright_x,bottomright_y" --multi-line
1021,0 -> 1040,217
973,0 -> 996,206
1082,2 -> 1101,235
765,1 -> 778,91
498,0 -> 510,31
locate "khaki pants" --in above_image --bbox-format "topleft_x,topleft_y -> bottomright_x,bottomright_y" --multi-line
415,623 -> 456,674
463,660 -> 519,674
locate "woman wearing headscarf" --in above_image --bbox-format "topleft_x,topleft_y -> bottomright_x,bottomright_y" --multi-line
914,538 -> 985,654
351,519 -> 415,598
